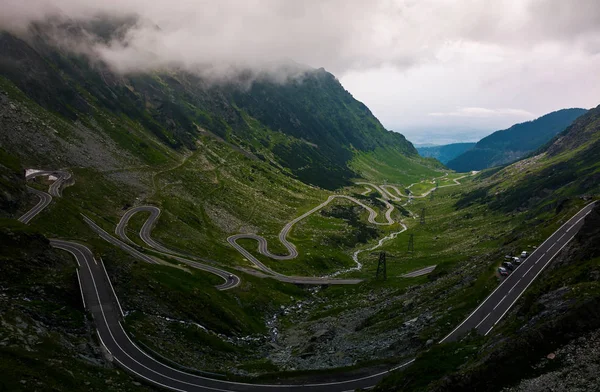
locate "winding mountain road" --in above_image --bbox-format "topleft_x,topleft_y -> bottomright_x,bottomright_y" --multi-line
18,187 -> 53,224
84,175 -> 456,286
84,213 -> 240,290
114,205 -> 361,286
17,169 -> 71,223
227,193 -> 398,282
26,169 -> 72,197
355,182 -> 401,202
380,174 -> 471,201
50,238 -> 415,392
115,206 -> 241,290
47,201 -> 596,392
116,206 -> 176,255
18,168 -> 596,391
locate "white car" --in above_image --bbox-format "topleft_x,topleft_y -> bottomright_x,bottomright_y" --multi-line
521,251 -> 529,258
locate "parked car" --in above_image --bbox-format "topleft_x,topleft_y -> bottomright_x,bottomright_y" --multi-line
504,255 -> 513,260
521,251 -> 529,258
498,267 -> 509,276
502,261 -> 515,271
512,257 -> 522,265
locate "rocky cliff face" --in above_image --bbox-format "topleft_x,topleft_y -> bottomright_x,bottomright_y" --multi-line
502,328 -> 600,392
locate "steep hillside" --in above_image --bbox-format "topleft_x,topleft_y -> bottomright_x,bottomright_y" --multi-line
447,109 -> 587,172
376,104 -> 600,392
0,221 -> 151,391
457,104 -> 600,213
0,148 -> 26,216
0,22 -> 436,189
0,19 -> 441,383
377,204 -> 600,392
416,142 -> 476,164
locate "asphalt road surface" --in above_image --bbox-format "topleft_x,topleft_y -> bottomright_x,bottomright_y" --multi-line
116,206 -> 177,255
115,205 -> 363,288
18,186 -> 52,224
18,169 -> 72,224
115,206 -> 240,290
50,238 -> 414,392
26,170 -> 72,197
355,182 -> 401,202
402,265 -> 437,278
83,214 -> 161,265
377,174 -> 471,201
440,201 -> 597,343
48,201 -> 595,392
29,172 -> 594,391
85,213 -> 240,290
227,193 -> 396,278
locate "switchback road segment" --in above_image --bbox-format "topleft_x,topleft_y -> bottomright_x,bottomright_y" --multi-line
50,238 -> 414,392
18,169 -> 71,224
85,213 -> 240,290
26,169 -> 72,197
114,205 -> 360,287
22,171 -> 595,391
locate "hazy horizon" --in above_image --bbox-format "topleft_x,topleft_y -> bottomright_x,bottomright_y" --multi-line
397,127 -> 495,146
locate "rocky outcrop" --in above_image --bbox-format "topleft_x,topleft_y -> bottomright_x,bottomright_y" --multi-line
503,328 -> 600,392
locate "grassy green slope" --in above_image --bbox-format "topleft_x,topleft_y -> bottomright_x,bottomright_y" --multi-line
2,22 -> 598,388
447,108 -> 587,172
0,71 -> 404,377
2,80 -> 598,381
374,105 -> 600,392
350,147 -> 445,184
457,104 -> 600,213
376,204 -> 600,392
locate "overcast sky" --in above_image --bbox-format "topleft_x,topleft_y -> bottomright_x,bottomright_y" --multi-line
2,0 -> 600,144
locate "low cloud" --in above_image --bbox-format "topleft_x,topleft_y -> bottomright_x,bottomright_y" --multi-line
1,0 -> 599,78
0,0 -> 598,132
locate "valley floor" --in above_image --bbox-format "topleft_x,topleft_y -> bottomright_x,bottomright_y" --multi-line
10,167 -> 591,383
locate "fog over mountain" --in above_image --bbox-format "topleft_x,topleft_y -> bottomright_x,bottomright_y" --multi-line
1,0 -> 600,133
